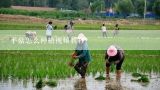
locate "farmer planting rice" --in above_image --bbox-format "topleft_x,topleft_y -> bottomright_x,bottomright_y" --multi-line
71,33 -> 91,79
25,31 -> 37,41
101,24 -> 107,38
46,21 -> 53,42
69,20 -> 74,30
113,24 -> 120,36
105,45 -> 125,80
64,21 -> 74,42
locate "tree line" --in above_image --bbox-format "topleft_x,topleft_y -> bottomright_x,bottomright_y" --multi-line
0,0 -> 160,17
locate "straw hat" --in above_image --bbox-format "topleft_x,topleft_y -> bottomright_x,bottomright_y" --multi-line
107,45 -> 117,56
77,33 -> 88,42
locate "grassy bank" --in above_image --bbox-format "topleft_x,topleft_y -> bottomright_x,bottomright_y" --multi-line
0,21 -> 160,30
0,50 -> 160,79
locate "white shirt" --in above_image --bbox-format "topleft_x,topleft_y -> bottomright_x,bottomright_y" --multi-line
46,24 -> 53,36
101,26 -> 107,32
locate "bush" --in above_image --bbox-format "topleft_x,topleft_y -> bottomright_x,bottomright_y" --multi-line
153,0 -> 160,17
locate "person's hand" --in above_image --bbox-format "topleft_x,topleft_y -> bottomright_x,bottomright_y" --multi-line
73,56 -> 78,59
71,52 -> 77,59
114,60 -> 120,64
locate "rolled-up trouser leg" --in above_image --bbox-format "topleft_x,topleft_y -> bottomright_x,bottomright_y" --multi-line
81,62 -> 88,78
106,61 -> 111,79
74,62 -> 88,78
116,59 -> 124,70
74,62 -> 82,75
116,58 -> 124,80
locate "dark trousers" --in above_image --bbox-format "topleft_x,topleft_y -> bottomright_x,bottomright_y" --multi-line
74,61 -> 88,78
106,59 -> 124,70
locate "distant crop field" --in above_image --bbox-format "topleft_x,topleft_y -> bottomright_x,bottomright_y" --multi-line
0,14 -> 160,30
11,6 -> 56,11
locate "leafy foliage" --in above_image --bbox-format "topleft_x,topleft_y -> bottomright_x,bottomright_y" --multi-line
0,0 -> 11,8
114,0 -> 134,18
153,0 -> 160,16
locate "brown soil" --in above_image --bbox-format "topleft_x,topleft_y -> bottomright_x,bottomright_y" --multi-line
11,6 -> 56,11
0,14 -> 160,25
0,14 -> 46,23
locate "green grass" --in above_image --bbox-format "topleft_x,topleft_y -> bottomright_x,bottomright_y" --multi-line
0,50 -> 160,79
0,21 -> 160,30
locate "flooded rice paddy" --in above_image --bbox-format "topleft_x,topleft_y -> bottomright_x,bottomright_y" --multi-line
0,72 -> 160,90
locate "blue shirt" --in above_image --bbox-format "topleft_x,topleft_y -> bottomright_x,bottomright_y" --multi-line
75,41 -> 91,62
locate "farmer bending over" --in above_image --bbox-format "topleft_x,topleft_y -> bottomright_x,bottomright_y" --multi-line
105,45 -> 125,80
72,33 -> 91,79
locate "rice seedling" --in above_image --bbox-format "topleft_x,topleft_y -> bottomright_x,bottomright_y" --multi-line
36,79 -> 44,89
0,50 -> 160,79
132,73 -> 142,77
131,75 -> 149,83
35,79 -> 57,89
95,75 -> 105,80
138,75 -> 149,82
45,80 -> 57,87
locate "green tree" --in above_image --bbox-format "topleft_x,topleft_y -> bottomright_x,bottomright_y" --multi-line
114,0 -> 134,18
135,0 -> 145,16
0,0 -> 11,8
69,0 -> 89,10
48,0 -> 59,7
153,0 -> 160,16
90,0 -> 105,13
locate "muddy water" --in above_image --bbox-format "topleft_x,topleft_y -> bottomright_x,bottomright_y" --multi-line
0,73 -> 160,90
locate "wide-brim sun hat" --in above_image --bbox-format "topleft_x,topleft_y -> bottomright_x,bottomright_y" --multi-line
77,33 -> 88,42
107,45 -> 117,56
